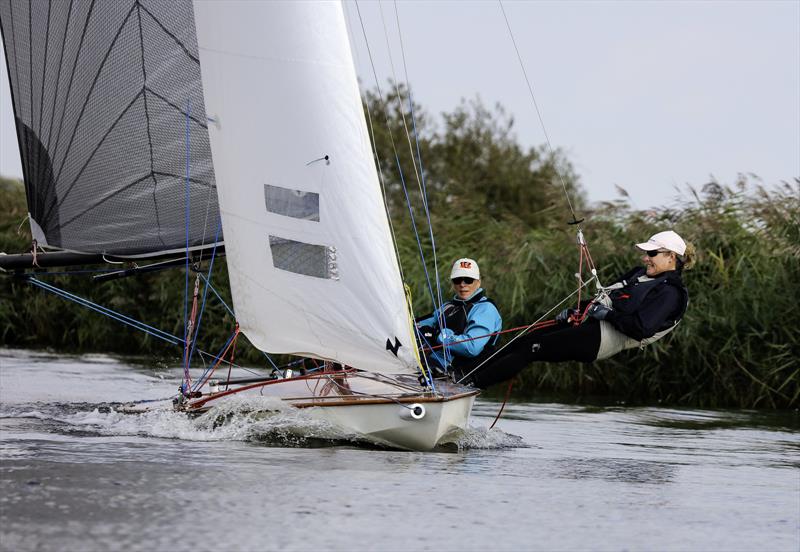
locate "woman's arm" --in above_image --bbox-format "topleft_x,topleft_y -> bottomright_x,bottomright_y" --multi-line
442,303 -> 502,357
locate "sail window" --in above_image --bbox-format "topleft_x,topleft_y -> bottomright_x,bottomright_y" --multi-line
269,236 -> 339,280
264,185 -> 320,221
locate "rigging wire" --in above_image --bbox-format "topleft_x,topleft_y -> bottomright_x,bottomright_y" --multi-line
347,2 -> 435,386
456,275 -> 597,385
26,276 -> 270,378
354,1 -> 439,311
187,216 -> 222,367
345,1 -> 406,285
353,0 -> 441,387
28,277 -> 182,346
498,0 -> 580,224
182,99 -> 192,390
390,0 -> 450,367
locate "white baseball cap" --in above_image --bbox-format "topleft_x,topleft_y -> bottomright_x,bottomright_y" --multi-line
450,258 -> 480,280
635,230 -> 686,256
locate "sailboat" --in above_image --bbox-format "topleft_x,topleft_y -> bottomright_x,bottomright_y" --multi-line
0,0 -> 478,451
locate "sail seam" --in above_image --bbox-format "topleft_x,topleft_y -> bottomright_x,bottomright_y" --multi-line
58,172 -> 153,230
145,87 -> 208,129
31,2 -> 53,203
136,2 -> 200,64
27,0 -> 34,188
44,0 -> 72,155
7,0 -> 31,201
6,0 -> 20,105
36,0 -> 51,145
134,1 -> 163,247
48,0 -> 96,173
151,171 -> 213,187
136,2 -> 155,180
47,89 -> 144,221
52,2 -> 138,187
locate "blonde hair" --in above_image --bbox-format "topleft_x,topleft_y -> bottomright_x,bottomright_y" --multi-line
677,241 -> 696,271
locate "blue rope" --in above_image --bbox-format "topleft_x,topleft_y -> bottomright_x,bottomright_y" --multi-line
260,350 -> 280,370
395,152 -> 447,379
191,328 -> 238,393
28,278 -> 182,345
395,153 -> 438,311
183,99 -> 192,374
27,278 -> 256,376
197,274 -> 234,317
406,90 -> 451,366
187,216 -> 222,366
413,325 -> 436,390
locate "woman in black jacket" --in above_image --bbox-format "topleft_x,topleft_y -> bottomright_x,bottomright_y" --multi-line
468,230 -> 694,389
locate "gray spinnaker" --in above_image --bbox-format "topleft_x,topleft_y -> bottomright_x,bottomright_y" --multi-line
0,0 -> 220,256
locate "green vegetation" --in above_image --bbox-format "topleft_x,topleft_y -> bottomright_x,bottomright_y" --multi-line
1,87 -> 797,408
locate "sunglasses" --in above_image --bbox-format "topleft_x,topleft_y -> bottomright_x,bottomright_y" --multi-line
645,249 -> 671,257
452,277 -> 475,285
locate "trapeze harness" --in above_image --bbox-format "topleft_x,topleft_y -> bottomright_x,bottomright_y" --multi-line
594,267 -> 689,359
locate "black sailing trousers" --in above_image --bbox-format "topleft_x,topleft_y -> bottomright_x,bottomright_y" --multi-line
471,319 -> 602,389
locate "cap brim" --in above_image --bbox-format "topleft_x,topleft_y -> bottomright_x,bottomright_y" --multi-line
635,241 -> 660,251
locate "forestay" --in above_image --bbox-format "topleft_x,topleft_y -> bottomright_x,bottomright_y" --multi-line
193,1 -> 417,374
0,0 -> 220,256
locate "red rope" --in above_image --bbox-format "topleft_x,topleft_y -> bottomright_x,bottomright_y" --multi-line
490,378 -> 515,429
422,319 -> 557,352
182,276 -> 201,387
576,240 -> 584,311
198,326 -> 241,391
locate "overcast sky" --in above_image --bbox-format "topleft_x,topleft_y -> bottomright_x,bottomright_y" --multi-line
2,0 -> 798,209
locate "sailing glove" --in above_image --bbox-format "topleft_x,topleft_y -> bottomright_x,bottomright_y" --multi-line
417,325 -> 435,339
556,308 -> 577,324
438,328 -> 455,344
587,303 -> 612,321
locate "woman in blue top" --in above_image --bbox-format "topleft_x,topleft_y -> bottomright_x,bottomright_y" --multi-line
468,231 -> 693,389
416,258 -> 502,381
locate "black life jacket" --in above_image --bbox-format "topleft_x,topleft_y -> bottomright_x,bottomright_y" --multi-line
434,290 -> 501,373
609,268 -> 689,331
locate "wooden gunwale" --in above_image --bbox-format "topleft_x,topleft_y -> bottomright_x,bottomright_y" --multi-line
185,371 -> 474,410
185,385 -> 478,413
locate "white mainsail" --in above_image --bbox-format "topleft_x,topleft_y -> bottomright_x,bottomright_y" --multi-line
193,1 -> 418,374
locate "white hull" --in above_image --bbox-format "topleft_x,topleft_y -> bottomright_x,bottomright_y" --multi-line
180,372 -> 478,451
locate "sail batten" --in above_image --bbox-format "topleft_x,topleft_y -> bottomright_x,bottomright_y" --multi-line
193,1 -> 417,374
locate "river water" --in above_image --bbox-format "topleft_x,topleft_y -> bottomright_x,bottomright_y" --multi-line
1,348 -> 797,552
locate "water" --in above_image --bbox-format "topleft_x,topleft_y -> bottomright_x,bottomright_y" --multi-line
1,349 -> 798,552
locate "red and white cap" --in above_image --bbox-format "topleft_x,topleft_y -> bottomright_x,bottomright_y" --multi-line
635,230 -> 686,256
450,258 -> 480,280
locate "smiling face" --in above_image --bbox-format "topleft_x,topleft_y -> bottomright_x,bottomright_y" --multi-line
642,249 -> 677,277
452,277 -> 480,300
